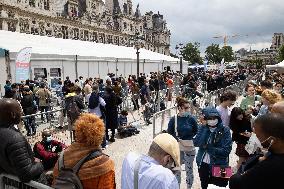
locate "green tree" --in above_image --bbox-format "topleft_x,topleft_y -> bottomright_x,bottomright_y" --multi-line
277,44 -> 284,62
205,44 -> 222,64
221,46 -> 234,62
180,42 -> 203,65
170,53 -> 178,58
248,58 -> 263,69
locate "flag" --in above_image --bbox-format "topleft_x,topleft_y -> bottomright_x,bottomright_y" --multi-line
220,58 -> 225,73
204,60 -> 208,71
15,47 -> 32,83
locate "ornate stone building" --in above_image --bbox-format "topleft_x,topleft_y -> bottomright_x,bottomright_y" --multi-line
0,0 -> 171,55
270,33 -> 284,51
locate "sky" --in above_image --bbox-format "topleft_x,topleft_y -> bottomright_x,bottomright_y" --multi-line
131,0 -> 284,55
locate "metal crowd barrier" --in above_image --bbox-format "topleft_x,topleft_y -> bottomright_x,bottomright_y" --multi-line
0,174 -> 53,189
152,76 -> 252,138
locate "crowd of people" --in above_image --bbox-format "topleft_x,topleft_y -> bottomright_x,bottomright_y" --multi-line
0,68 -> 283,189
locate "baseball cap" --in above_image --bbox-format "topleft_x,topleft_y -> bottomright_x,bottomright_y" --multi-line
153,133 -> 180,167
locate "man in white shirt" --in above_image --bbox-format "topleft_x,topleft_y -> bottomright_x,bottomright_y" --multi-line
216,91 -> 237,127
121,133 -> 180,189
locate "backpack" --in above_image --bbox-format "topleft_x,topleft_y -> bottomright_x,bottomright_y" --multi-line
88,92 -> 99,109
54,150 -> 102,189
66,96 -> 81,124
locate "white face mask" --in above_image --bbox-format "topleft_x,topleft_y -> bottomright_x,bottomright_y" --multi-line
209,127 -> 217,132
207,119 -> 218,127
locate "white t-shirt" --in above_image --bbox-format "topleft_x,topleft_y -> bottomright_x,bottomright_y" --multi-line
216,105 -> 230,127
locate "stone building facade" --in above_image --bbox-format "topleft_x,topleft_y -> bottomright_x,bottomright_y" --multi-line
0,0 -> 171,55
270,33 -> 284,51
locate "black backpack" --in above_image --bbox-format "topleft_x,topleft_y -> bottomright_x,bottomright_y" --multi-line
66,96 -> 81,124
88,92 -> 100,109
54,150 -> 102,189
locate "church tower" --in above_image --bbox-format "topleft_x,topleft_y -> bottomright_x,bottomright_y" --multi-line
122,0 -> 133,15
105,0 -> 121,15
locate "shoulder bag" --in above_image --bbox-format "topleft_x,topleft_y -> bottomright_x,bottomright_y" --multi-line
174,115 -> 195,152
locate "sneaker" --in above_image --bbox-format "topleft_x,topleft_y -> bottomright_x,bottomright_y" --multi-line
102,145 -> 109,150
109,137 -> 115,142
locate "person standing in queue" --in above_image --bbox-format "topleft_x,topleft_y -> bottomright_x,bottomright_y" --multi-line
167,97 -> 198,189
194,107 -> 232,189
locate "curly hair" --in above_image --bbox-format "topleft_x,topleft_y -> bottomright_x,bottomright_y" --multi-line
261,89 -> 282,105
74,113 -> 105,147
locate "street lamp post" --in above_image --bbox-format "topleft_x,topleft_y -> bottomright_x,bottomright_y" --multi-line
136,46 -> 140,79
175,43 -> 184,73
131,32 -> 144,79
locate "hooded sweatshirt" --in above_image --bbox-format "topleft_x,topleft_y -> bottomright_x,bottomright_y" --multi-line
194,107 -> 232,167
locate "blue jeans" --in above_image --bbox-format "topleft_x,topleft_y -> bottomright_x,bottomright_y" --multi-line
176,150 -> 196,189
100,116 -> 107,148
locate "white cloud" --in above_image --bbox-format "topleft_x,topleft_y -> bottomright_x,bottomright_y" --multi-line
132,0 -> 284,53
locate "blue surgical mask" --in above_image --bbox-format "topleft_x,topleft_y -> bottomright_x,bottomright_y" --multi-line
46,136 -> 52,143
180,112 -> 190,117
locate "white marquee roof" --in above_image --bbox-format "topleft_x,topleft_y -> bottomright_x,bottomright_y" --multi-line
0,30 -> 178,62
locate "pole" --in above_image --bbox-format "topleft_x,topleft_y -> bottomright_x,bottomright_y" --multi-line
116,58 -> 118,77
136,48 -> 140,79
180,57 -> 183,74
75,55 -> 78,79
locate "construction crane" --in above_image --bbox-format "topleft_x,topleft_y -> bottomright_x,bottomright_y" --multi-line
213,33 -> 263,47
213,34 -> 241,46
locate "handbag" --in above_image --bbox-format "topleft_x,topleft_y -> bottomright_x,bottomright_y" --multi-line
212,165 -> 233,178
210,165 -> 232,187
174,115 -> 195,152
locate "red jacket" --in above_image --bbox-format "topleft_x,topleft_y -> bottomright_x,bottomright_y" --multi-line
34,140 -> 66,160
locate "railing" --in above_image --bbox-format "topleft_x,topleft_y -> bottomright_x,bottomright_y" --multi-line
0,174 -> 53,189
152,76 -> 252,138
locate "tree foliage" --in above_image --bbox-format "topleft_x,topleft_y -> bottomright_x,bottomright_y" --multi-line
277,44 -> 284,62
170,53 -> 179,58
180,42 -> 203,65
205,44 -> 234,64
205,44 -> 222,64
221,46 -> 234,62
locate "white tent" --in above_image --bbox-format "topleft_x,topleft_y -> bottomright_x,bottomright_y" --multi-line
266,60 -> 284,73
0,30 -> 178,62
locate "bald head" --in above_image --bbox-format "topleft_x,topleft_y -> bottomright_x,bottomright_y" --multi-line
271,101 -> 284,115
0,99 -> 22,127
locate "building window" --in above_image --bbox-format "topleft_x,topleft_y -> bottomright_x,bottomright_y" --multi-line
29,0 -> 35,7
124,22 -> 127,30
130,24 -> 133,31
44,0 -> 50,10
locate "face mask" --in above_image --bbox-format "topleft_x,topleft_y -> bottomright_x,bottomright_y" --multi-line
181,112 -> 190,117
45,136 -> 52,143
209,127 -> 217,132
207,119 -> 218,127
163,156 -> 174,170
260,136 -> 274,152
